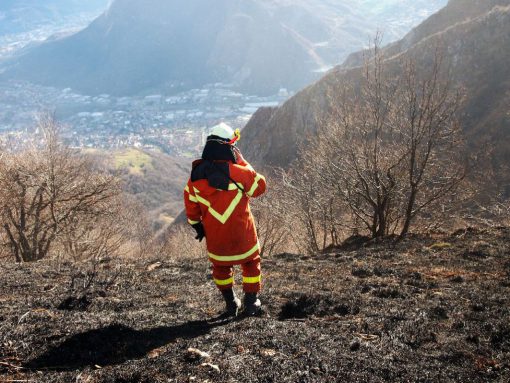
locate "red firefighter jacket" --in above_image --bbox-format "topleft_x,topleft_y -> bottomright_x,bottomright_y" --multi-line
184,155 -> 266,266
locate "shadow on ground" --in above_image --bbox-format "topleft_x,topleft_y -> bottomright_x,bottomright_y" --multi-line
25,318 -> 227,371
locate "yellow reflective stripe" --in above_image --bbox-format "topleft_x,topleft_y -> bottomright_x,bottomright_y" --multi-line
247,174 -> 264,197
228,183 -> 242,191
208,242 -> 260,262
185,185 -> 198,203
193,187 -> 243,224
188,218 -> 200,225
243,275 -> 261,284
214,277 -> 234,286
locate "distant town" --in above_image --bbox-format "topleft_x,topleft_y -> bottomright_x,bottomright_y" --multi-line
0,80 -> 291,157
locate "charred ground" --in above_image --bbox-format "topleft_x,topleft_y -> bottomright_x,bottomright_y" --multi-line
1,227 -> 509,382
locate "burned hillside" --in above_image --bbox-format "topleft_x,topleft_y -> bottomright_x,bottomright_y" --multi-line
1,227 -> 509,382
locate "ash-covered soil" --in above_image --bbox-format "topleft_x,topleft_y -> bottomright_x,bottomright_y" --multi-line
1,227 -> 509,382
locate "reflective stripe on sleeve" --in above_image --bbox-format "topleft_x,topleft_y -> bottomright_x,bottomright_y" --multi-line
214,276 -> 234,286
208,242 -> 260,262
188,218 -> 200,225
243,275 -> 261,284
247,174 -> 264,197
185,185 -> 199,202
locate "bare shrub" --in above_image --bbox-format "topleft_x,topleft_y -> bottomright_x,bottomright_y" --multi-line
121,197 -> 154,258
57,196 -> 152,261
251,176 -> 290,257
288,42 -> 466,244
460,189 -> 510,228
0,115 -> 137,262
161,225 -> 207,261
278,167 -> 344,254
401,140 -> 510,232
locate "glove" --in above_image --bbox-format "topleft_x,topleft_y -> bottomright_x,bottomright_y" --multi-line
192,222 -> 206,242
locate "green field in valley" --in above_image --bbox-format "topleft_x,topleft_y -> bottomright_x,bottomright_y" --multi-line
114,148 -> 154,175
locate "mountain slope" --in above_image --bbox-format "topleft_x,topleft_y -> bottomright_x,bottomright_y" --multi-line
241,0 -> 510,187
0,0 -> 446,96
98,148 -> 189,227
343,0 -> 510,68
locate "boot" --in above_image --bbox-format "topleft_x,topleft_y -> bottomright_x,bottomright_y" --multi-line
243,292 -> 262,316
221,288 -> 241,317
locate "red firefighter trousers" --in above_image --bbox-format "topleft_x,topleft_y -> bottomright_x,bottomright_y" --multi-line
212,256 -> 261,293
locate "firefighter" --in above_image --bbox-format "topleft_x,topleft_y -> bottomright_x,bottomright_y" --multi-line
183,123 -> 266,317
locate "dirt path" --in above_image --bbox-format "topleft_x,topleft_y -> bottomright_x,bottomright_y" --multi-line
1,227 -> 509,382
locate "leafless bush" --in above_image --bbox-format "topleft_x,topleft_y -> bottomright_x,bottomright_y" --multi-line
278,167 -> 344,254
161,225 -> 207,261
0,115 -> 144,262
251,176 -> 290,257
57,196 -> 152,261
288,42 -> 467,245
122,197 -> 154,258
460,190 -> 510,228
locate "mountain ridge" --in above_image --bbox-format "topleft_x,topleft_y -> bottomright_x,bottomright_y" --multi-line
343,0 -> 510,69
0,0 -> 446,96
240,0 -> 510,190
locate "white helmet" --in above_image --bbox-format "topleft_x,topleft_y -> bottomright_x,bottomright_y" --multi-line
210,122 -> 235,140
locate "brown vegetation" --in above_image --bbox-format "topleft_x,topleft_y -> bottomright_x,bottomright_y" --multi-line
251,179 -> 289,257
118,151 -> 188,231
89,148 -> 189,232
0,115 -> 151,263
269,44 -> 467,253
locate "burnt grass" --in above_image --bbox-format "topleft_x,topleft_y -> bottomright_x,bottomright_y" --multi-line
1,227 -> 509,382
